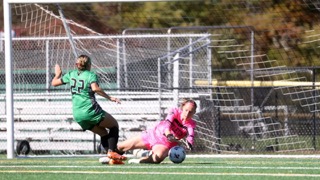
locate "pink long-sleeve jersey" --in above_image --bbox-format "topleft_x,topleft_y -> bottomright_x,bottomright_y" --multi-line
141,107 -> 197,150
156,107 -> 196,143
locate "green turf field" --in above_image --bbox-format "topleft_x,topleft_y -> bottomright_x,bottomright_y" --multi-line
0,156 -> 319,180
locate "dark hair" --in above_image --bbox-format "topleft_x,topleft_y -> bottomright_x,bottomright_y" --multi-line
180,99 -> 197,111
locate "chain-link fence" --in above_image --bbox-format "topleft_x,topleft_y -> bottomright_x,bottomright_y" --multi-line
0,33 -> 213,155
1,32 -> 320,155
2,2 -> 320,156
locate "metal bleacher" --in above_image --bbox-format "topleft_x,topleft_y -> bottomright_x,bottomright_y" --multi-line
0,92 -> 200,154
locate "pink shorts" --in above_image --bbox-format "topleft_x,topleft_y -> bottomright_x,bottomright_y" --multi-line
141,129 -> 178,150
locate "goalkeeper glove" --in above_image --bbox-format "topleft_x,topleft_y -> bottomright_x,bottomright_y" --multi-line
166,134 -> 175,142
187,141 -> 193,151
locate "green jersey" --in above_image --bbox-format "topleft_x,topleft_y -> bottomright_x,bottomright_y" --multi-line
61,70 -> 105,130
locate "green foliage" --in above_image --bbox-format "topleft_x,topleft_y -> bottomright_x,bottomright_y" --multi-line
3,1 -> 320,67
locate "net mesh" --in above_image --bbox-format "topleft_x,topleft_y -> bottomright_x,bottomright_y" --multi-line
1,1 -> 320,155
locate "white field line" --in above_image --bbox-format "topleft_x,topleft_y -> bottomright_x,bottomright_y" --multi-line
16,154 -> 320,159
0,169 -> 320,177
1,165 -> 320,170
189,154 -> 320,159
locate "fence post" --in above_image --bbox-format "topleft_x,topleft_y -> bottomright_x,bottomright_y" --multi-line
46,40 -> 50,97
312,68 -> 317,150
116,38 -> 121,91
173,53 -> 180,107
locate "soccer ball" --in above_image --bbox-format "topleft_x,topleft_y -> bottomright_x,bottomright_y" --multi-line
168,146 -> 186,164
99,157 -> 110,164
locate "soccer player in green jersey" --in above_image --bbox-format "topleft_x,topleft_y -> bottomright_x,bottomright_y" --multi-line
51,54 -> 126,165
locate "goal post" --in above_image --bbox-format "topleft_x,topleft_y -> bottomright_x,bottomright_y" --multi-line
4,0 -> 14,160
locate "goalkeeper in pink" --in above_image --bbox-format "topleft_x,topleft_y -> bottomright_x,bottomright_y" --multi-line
117,99 -> 197,164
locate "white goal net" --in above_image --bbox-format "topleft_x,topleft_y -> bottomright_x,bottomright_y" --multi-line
3,1 -> 318,159
2,1 -> 212,157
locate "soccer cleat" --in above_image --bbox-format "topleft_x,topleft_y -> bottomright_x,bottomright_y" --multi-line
115,148 -> 125,155
128,159 -> 141,164
133,149 -> 150,158
109,159 -> 125,165
107,151 -> 127,160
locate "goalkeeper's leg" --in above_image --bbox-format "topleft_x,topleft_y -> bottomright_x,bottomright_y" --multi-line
129,144 -> 168,164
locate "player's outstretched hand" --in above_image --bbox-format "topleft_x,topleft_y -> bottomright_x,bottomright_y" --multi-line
178,139 -> 193,151
54,64 -> 62,77
166,134 -> 176,142
186,141 -> 193,151
110,97 -> 121,104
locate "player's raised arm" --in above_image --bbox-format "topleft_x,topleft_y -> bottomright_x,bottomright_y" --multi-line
51,64 -> 63,86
